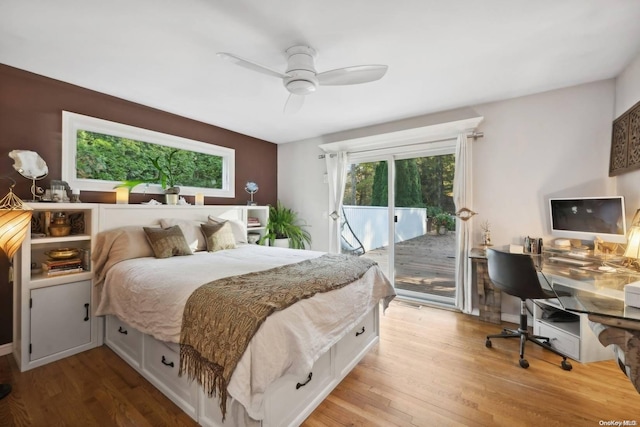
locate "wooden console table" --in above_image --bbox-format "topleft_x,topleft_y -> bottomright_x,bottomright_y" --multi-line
470,248 -> 501,324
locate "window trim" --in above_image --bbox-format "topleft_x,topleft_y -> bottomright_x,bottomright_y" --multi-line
61,111 -> 235,198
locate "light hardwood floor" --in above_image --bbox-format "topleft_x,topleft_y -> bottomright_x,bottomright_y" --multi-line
1,302 -> 638,426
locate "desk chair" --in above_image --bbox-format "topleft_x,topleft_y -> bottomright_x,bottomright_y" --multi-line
485,248 -> 572,370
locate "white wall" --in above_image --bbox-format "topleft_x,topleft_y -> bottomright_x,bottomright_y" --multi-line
277,139 -> 330,251
615,52 -> 640,211
279,79 -> 618,318
472,80 -> 617,248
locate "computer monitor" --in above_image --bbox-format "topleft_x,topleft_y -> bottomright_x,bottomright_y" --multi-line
549,196 -> 627,244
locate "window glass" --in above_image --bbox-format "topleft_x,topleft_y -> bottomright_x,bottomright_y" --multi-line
62,112 -> 235,197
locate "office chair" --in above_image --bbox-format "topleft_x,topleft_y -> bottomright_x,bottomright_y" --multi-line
485,248 -> 572,371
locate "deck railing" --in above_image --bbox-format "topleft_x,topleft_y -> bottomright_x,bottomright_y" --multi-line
341,205 -> 426,253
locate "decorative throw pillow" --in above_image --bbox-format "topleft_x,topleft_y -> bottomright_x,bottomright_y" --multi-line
201,222 -> 237,252
208,215 -> 248,244
159,218 -> 206,252
143,225 -> 193,259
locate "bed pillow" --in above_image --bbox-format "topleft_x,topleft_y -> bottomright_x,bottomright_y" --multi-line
201,222 -> 237,252
159,218 -> 206,252
208,215 -> 248,244
143,225 -> 193,259
113,226 -> 156,259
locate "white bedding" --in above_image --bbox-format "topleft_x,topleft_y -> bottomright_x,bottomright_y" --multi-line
95,244 -> 395,420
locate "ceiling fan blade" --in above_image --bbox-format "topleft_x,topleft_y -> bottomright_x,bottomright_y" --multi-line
217,52 -> 287,79
283,93 -> 305,114
317,65 -> 388,86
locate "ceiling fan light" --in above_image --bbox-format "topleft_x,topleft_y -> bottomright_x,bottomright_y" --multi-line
286,79 -> 317,95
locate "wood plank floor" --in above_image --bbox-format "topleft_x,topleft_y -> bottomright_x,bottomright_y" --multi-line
1,302 -> 638,426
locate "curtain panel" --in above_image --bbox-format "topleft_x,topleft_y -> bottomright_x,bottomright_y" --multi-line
325,152 -> 349,254
453,133 -> 473,313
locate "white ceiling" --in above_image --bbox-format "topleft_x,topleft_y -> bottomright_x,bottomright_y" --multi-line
2,0 -> 640,144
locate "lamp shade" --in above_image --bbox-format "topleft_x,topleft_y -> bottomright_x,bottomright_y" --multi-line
0,209 -> 32,259
0,185 -> 33,260
624,225 -> 640,260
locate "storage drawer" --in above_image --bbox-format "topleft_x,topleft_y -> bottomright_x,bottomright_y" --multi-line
334,308 -> 377,374
142,335 -> 198,417
536,321 -> 580,361
264,347 -> 332,425
105,315 -> 142,367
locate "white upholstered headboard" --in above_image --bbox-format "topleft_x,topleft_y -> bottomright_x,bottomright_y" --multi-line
98,204 -> 246,232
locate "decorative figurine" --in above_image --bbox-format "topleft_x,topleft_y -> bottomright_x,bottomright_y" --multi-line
481,220 -> 492,247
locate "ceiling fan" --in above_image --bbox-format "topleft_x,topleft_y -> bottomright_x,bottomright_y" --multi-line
217,45 -> 388,114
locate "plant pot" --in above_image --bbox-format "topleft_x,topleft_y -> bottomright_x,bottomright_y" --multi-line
273,238 -> 289,248
438,225 -> 447,235
165,194 -> 179,205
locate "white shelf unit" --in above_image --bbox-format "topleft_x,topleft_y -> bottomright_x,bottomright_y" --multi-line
533,290 -> 614,363
13,203 -> 100,371
244,205 -> 269,244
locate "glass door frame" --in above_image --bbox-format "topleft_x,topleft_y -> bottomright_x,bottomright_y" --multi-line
348,140 -> 457,304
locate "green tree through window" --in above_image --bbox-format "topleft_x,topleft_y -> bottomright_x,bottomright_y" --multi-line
76,130 -> 223,189
345,154 -> 455,213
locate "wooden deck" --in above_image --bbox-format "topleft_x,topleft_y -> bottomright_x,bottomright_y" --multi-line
363,231 -> 456,298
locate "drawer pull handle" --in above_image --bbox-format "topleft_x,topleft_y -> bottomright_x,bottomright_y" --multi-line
84,303 -> 90,321
118,326 -> 128,335
296,372 -> 312,390
355,326 -> 365,337
161,356 -> 174,368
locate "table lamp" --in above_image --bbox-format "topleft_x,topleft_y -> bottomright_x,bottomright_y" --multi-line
0,178 -> 33,400
624,225 -> 640,270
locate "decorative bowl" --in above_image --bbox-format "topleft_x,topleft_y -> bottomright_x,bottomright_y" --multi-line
46,248 -> 79,259
49,224 -> 71,237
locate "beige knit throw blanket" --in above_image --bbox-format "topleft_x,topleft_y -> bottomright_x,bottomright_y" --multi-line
179,253 -> 376,420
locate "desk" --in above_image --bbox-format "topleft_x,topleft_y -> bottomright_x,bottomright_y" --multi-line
475,247 -> 640,393
543,266 -> 640,393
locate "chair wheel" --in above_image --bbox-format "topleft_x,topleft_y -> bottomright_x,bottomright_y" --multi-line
485,339 -> 492,348
561,360 -> 572,371
519,359 -> 529,369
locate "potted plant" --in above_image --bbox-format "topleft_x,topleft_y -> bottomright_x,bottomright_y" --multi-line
151,149 -> 180,204
115,149 -> 181,204
432,213 -> 452,235
259,201 -> 311,249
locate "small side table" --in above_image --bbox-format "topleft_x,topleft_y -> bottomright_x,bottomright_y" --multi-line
470,248 -> 502,324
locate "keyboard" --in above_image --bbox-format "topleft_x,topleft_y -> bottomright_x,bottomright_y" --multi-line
548,256 -> 593,267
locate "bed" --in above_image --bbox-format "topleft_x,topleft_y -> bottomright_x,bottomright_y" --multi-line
93,204 -> 395,426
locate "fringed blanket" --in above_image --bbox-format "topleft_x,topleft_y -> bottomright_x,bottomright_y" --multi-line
179,253 -> 377,419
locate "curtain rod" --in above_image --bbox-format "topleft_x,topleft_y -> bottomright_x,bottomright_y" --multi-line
318,131 -> 484,159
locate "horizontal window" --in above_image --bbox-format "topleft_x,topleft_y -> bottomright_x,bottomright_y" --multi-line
62,111 -> 235,198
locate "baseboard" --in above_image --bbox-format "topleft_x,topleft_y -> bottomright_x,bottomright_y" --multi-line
0,342 -> 12,357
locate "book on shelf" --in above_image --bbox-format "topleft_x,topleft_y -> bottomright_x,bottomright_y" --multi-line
247,217 -> 261,227
43,257 -> 82,266
45,267 -> 85,277
42,258 -> 83,269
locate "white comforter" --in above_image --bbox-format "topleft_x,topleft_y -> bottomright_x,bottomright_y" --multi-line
96,244 -> 395,420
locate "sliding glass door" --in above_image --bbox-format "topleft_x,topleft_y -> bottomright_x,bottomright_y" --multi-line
341,149 -> 457,305
393,155 -> 456,305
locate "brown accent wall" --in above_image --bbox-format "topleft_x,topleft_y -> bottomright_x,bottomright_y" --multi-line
0,63 -> 278,345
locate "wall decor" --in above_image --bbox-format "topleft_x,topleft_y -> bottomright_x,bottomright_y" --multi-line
609,99 -> 640,176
